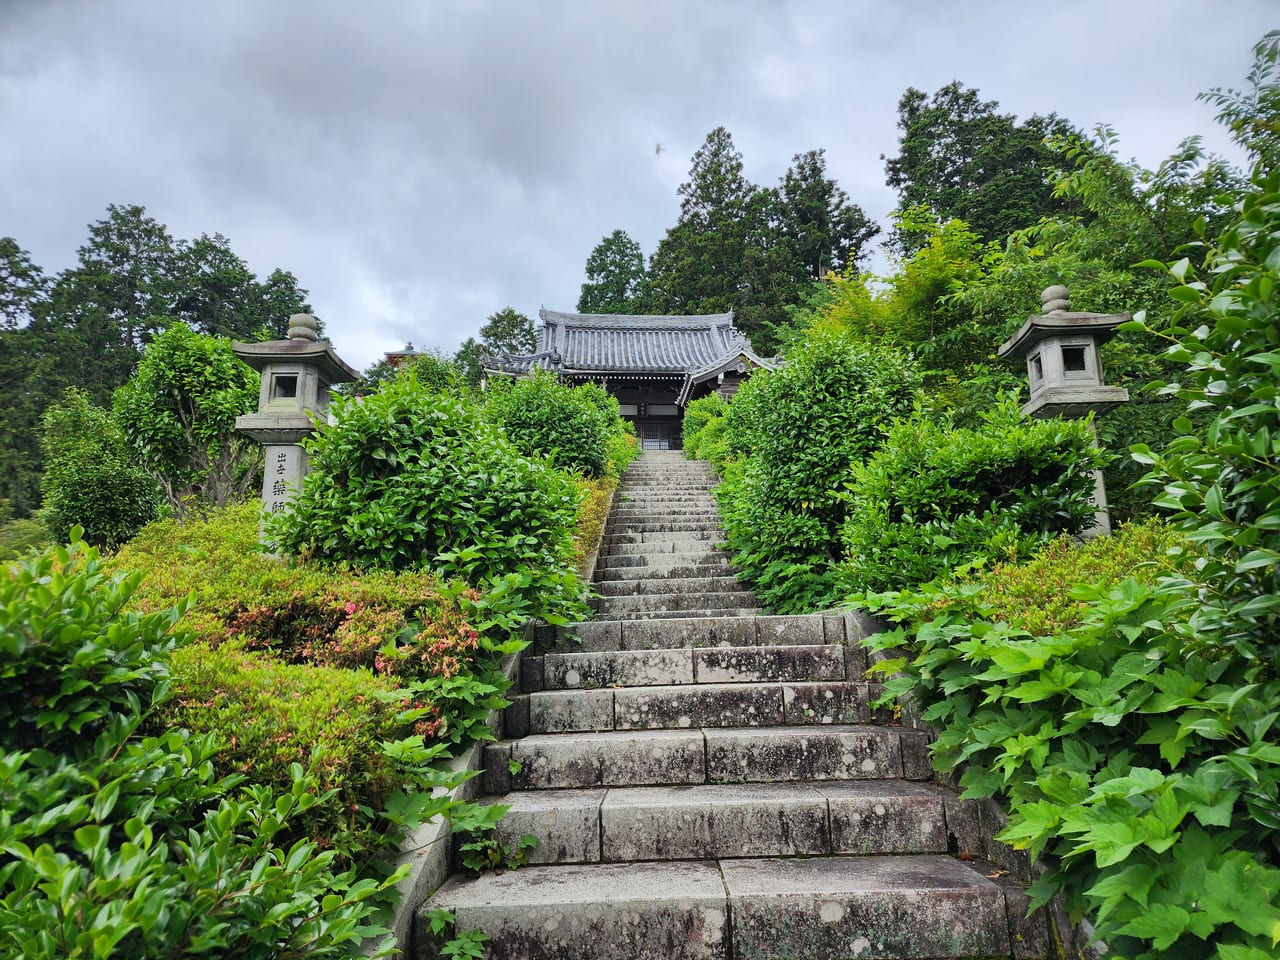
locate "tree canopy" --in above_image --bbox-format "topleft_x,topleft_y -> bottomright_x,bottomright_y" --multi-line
578,229 -> 646,314
883,82 -> 1075,254
0,205 -> 311,516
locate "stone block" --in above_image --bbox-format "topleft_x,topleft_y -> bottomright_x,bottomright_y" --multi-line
899,729 -> 935,780
721,855 -> 1010,960
544,648 -> 694,689
819,781 -> 948,855
600,784 -> 829,861
694,644 -> 845,683
704,726 -> 903,783
502,695 -> 530,739
486,789 -> 605,866
528,688 -> 615,734
782,682 -> 868,725
511,730 -> 706,790
483,742 -> 513,794
614,682 -> 783,730
419,861 -> 730,960
520,655 -> 545,693
620,616 -> 754,650
754,615 -> 825,645
560,620 -> 622,653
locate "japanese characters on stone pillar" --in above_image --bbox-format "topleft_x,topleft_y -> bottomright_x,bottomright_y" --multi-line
997,286 -> 1130,537
232,314 -> 357,542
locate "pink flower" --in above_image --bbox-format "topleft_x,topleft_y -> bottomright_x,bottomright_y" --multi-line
344,601 -> 357,615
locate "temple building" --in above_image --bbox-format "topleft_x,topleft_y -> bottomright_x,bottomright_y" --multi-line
483,309 -> 776,449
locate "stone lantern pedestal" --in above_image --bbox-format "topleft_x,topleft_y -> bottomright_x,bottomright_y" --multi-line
998,286 -> 1130,536
232,314 -> 357,540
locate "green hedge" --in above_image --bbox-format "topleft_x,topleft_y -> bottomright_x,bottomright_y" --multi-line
716,333 -> 919,611
841,401 -> 1105,594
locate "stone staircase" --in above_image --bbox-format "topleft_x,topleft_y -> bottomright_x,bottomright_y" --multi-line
415,450 -> 1053,959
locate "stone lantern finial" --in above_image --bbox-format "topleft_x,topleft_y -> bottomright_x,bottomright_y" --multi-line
287,313 -> 319,341
1041,285 -> 1070,314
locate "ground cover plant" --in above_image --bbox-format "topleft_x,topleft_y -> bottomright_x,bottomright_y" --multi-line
0,537 -> 415,958
857,164 -> 1280,960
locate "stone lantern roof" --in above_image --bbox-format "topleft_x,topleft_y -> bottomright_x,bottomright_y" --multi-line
232,313 -> 359,384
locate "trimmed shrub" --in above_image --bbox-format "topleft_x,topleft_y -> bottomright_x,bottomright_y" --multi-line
840,400 -> 1106,593
156,642 -> 409,855
717,333 -> 919,612
682,393 -> 728,449
0,508 -> 52,560
39,388 -> 160,548
484,371 -> 614,478
265,375 -> 585,625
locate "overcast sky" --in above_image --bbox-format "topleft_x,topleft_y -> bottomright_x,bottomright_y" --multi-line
1,1 -> 1273,372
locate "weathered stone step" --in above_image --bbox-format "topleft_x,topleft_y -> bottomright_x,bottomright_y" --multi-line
418,855 -> 1013,959
606,511 -> 723,526
599,539 -> 726,558
603,528 -> 722,543
594,560 -> 733,581
513,680 -> 877,734
525,643 -> 851,691
597,575 -> 743,597
596,551 -> 732,569
483,724 -> 930,792
557,614 -> 856,653
601,607 -> 764,621
592,591 -> 756,617
478,780 -> 949,866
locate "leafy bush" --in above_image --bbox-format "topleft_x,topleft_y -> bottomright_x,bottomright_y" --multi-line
682,393 -> 728,449
0,506 -> 51,560
858,166 -> 1280,960
265,375 -> 586,626
0,537 -> 176,754
716,333 -> 919,612
39,389 -> 161,548
0,539 -> 404,958
840,400 -> 1105,593
484,371 -> 614,478
113,322 -> 260,517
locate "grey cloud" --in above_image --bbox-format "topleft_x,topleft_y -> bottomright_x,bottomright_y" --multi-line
0,0 -> 1274,370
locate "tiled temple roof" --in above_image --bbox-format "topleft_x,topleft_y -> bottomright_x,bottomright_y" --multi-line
484,310 -> 745,376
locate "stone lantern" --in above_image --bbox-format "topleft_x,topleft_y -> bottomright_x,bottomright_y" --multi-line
997,286 -> 1130,535
997,285 -> 1130,420
232,314 -> 357,527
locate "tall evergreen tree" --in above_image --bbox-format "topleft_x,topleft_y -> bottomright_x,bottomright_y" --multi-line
779,149 -> 880,278
883,82 -> 1075,254
578,229 -> 646,313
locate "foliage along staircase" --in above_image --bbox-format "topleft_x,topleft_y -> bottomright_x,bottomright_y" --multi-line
416,450 -> 1063,959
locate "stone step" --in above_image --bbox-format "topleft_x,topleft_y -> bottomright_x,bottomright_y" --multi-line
605,512 -> 723,526
478,780 -> 950,866
483,724 -> 931,792
525,643 -> 853,691
602,528 -> 722,543
600,607 -> 765,621
418,855 -> 1013,959
513,680 -> 878,734
591,593 -> 757,616
598,540 -> 727,559
596,551 -> 733,570
597,575 -> 743,597
558,614 -> 850,652
594,560 -> 733,581
592,591 -> 757,617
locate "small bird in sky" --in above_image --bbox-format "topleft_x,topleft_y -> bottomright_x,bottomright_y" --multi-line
655,142 -> 665,156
